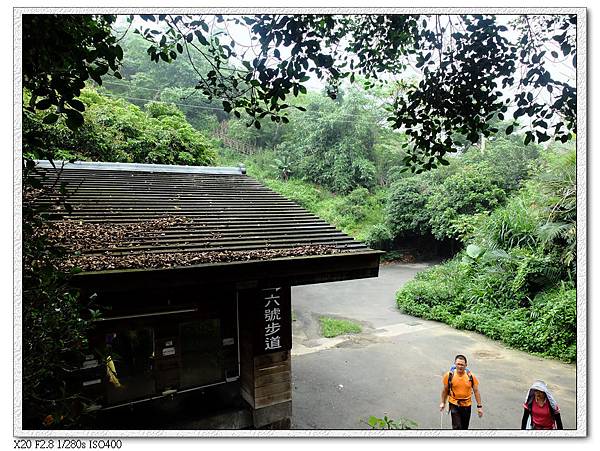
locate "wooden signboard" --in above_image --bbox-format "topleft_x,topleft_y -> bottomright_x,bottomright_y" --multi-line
255,286 -> 292,354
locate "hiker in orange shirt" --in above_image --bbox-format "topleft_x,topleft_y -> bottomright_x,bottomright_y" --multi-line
439,354 -> 483,429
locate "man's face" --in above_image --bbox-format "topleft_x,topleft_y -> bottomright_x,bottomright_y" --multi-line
455,358 -> 467,373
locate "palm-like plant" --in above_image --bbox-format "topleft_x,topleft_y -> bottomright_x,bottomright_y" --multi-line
271,155 -> 293,181
537,150 -> 576,277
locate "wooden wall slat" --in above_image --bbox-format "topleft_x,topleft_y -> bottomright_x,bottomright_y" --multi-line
254,362 -> 290,378
255,371 -> 290,388
254,381 -> 291,398
254,351 -> 289,367
254,391 -> 292,409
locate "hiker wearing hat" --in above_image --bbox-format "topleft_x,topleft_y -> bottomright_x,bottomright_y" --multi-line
521,380 -> 563,429
439,354 -> 483,429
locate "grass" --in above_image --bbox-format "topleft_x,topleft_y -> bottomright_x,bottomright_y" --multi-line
319,317 -> 362,338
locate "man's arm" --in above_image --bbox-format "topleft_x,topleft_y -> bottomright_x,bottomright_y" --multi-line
440,384 -> 449,411
473,385 -> 483,417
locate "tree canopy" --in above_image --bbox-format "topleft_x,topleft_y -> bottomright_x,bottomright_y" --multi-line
22,13 -> 577,172
22,15 -> 123,129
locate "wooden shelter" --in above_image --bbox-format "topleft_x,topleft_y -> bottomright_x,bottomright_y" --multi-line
31,160 -> 381,429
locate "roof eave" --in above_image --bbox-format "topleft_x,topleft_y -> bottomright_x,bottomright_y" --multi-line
71,250 -> 383,294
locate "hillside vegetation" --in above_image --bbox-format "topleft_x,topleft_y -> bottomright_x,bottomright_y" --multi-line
396,150 -> 576,361
24,29 -> 577,364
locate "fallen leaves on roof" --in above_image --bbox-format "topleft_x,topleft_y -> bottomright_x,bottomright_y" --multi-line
59,245 -> 342,272
38,216 -> 193,252
37,216 -> 342,272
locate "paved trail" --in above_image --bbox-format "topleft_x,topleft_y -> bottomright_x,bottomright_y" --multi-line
289,262 -> 577,430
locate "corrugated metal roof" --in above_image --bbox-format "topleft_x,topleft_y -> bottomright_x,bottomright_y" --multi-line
29,161 -> 379,277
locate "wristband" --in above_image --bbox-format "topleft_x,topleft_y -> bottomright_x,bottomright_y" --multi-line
477,405 -> 483,408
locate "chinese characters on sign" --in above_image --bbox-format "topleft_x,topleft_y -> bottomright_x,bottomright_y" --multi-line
263,287 -> 282,351
251,286 -> 290,354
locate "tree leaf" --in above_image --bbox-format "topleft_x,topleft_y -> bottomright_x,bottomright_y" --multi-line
42,113 -> 59,124
67,98 -> 85,112
64,109 -> 84,130
35,99 -> 53,110
466,244 -> 483,259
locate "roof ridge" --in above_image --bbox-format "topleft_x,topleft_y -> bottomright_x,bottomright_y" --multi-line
34,160 -> 246,175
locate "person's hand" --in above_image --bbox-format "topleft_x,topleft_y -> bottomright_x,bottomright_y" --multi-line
477,407 -> 483,417
439,402 -> 445,412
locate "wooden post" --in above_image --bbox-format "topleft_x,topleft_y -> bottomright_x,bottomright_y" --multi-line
238,286 -> 293,428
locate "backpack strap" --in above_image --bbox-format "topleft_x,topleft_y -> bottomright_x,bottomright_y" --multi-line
466,370 -> 473,386
447,370 -> 454,397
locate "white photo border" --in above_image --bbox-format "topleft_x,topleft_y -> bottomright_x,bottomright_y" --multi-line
13,6 -> 587,438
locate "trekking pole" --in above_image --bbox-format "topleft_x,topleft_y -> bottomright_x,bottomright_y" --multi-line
440,410 -> 443,429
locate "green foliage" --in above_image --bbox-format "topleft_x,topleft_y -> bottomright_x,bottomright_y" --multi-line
386,176 -> 432,238
463,137 -> 540,191
396,259 -> 469,320
372,128 -> 410,186
22,169 -> 98,427
385,135 -> 540,242
319,317 -> 362,338
22,14 -> 575,171
226,116 -> 286,150
22,14 -> 124,131
145,101 -> 185,119
274,91 -> 378,194
367,415 -> 418,430
468,192 -> 541,250
537,150 -> 577,277
24,88 -> 217,166
270,155 -> 293,181
137,14 -> 575,170
397,252 -> 575,361
333,188 -> 371,223
395,146 -> 577,362
264,178 -> 324,212
364,223 -> 394,250
426,164 -> 506,240
99,29 -> 224,135
318,190 -> 385,241
528,283 -> 577,362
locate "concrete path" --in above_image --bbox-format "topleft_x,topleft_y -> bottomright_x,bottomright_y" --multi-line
289,262 -> 577,430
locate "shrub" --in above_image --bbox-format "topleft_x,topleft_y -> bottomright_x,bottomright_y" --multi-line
334,187 -> 371,222
396,249 -> 576,362
469,189 -> 542,249
364,223 -> 393,250
24,88 -> 217,166
426,163 -> 506,240
145,101 -> 185,119
385,176 -> 431,237
273,91 -> 378,194
263,178 -> 324,211
528,283 -> 576,361
396,259 -> 469,317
